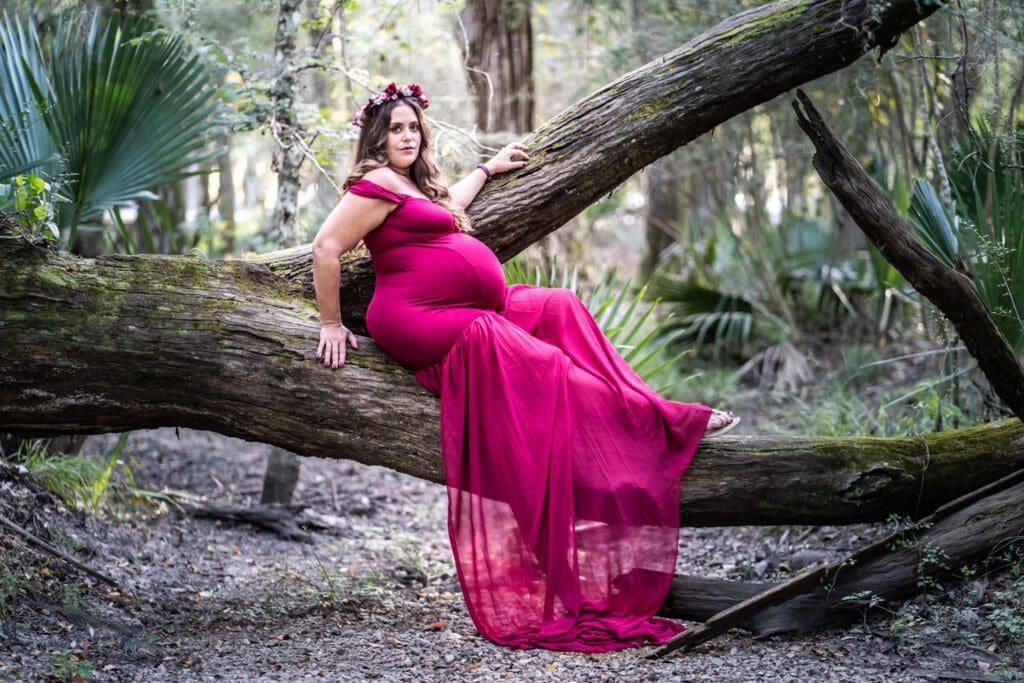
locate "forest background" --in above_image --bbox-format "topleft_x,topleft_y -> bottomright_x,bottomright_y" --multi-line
5,0 -> 1023,435
1,0 -> 1024,680
4,0 -> 1024,431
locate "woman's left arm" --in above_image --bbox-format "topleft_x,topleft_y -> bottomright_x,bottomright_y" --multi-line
449,142 -> 530,209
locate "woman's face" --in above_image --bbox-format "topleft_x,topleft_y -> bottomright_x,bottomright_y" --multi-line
385,104 -> 422,173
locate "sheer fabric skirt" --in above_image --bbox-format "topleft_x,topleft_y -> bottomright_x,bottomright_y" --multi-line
414,285 -> 711,651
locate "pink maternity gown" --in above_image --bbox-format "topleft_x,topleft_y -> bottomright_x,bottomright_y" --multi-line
351,178 -> 711,652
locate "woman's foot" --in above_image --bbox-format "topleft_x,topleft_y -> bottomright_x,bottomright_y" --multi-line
702,409 -> 740,440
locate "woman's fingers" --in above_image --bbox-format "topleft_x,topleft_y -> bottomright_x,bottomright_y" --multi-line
509,143 -> 528,161
319,330 -> 337,367
492,143 -> 529,172
317,328 -> 358,368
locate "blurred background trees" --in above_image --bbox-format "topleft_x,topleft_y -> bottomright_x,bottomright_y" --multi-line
2,0 -> 1023,439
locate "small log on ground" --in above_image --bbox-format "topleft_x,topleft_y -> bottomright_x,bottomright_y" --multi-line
658,475 -> 1024,637
178,501 -> 350,542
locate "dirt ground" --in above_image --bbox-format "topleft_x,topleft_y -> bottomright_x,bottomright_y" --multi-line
1,427 -> 1022,682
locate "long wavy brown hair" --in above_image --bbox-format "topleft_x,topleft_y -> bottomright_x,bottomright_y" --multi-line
343,98 -> 470,231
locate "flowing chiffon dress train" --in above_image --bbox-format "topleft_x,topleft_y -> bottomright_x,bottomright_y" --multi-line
351,178 -> 711,652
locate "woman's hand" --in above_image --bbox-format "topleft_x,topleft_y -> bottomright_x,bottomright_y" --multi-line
317,323 -> 359,368
484,142 -> 529,176
450,142 -> 530,208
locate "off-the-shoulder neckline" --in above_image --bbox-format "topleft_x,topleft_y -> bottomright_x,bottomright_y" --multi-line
353,177 -> 432,202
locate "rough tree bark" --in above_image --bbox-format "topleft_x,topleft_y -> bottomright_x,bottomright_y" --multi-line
1,233 -> 1021,525
659,473 -> 1024,636
0,0 -> 965,529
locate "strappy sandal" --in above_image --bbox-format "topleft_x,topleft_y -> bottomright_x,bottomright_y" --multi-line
701,409 -> 741,441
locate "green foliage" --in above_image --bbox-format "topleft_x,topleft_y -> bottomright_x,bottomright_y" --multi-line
909,124 -> 1024,352
653,210 -> 917,360
0,10 -> 223,246
909,179 -> 958,268
766,342 -> 991,438
988,547 -> 1024,644
14,434 -> 140,511
61,582 -> 83,611
121,631 -> 159,654
50,648 -> 93,680
650,277 -> 758,357
503,258 -> 688,390
0,12 -> 55,179
0,563 -> 28,626
0,172 -> 65,243
915,541 -> 951,593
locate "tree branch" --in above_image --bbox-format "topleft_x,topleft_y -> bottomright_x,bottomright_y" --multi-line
251,0 -> 943,326
792,89 -> 1024,420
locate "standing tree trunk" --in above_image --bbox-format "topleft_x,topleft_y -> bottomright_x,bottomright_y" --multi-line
459,0 -> 534,134
305,0 -> 341,215
262,0 -> 306,506
269,0 -> 305,249
217,134 -> 237,255
634,0 -> 680,280
641,158 -> 679,278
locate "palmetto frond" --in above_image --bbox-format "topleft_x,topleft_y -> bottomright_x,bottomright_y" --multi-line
908,124 -> 1024,352
503,258 -> 685,387
649,277 -> 758,355
1,10 -> 222,239
0,13 -> 55,180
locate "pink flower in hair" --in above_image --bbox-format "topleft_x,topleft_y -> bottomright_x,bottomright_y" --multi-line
353,82 -> 430,127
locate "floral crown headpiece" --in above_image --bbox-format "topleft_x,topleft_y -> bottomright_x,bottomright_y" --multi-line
352,82 -> 429,128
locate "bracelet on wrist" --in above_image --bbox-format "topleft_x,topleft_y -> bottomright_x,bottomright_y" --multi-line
476,163 -> 492,180
321,321 -> 343,327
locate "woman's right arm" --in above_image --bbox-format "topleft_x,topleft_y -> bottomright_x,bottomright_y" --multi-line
312,192 -> 392,368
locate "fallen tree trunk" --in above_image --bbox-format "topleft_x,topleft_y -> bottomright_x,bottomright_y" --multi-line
253,0 -> 942,324
659,474 -> 1024,637
3,237 -> 1023,526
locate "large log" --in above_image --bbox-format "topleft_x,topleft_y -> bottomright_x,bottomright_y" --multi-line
253,0 -> 942,325
3,238 -> 1023,527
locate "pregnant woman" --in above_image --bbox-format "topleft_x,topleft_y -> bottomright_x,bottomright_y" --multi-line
311,83 -> 737,652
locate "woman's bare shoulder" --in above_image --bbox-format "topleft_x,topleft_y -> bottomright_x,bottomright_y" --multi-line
360,167 -> 407,193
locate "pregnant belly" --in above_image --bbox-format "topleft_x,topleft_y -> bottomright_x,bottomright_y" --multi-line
367,234 -> 507,369
412,234 -> 505,309
375,233 -> 505,309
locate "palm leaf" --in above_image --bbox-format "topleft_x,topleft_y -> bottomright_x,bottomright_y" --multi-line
0,12 -> 58,182
908,178 -> 958,269
945,124 -> 1024,351
10,10 -> 223,239
650,276 -> 756,354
